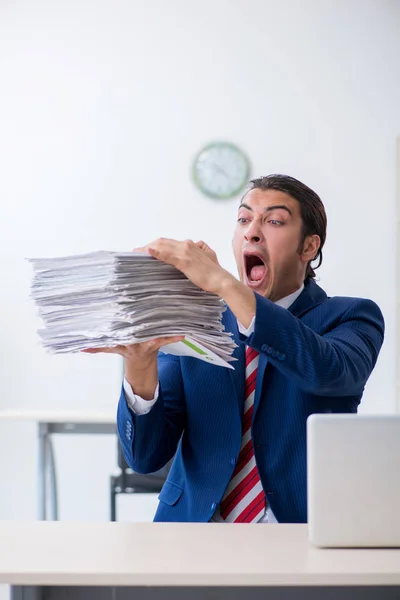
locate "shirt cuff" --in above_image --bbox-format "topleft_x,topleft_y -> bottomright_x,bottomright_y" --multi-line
123,378 -> 159,415
237,316 -> 255,337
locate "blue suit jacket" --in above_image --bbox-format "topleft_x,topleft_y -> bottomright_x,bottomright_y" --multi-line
117,279 -> 384,523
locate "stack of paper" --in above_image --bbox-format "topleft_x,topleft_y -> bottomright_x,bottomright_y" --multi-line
28,251 -> 237,368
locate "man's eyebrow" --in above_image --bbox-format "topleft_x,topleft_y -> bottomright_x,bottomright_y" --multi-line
265,204 -> 292,216
238,203 -> 292,216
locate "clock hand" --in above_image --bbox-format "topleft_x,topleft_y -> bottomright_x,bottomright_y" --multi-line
211,163 -> 229,179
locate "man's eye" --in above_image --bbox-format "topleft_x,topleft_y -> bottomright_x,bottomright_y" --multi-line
237,218 -> 249,224
268,219 -> 283,226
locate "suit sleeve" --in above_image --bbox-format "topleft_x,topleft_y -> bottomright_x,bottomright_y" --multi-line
117,352 -> 186,473
245,294 -> 384,397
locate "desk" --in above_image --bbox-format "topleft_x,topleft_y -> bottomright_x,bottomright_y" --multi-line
0,410 -> 116,520
0,522 -> 399,600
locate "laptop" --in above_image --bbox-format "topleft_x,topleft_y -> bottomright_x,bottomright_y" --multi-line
307,413 -> 400,548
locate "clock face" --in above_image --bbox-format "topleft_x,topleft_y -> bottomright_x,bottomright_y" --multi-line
192,142 -> 250,199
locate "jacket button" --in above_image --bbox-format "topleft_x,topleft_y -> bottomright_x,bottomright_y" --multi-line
261,344 -> 267,352
229,457 -> 236,465
211,502 -> 217,511
279,353 -> 286,361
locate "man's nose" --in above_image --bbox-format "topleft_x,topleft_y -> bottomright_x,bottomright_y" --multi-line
244,221 -> 264,243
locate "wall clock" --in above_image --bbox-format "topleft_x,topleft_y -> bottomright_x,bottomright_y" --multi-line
192,141 -> 250,200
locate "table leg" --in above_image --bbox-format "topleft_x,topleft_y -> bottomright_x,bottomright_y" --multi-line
46,435 -> 58,520
110,476 -> 117,522
37,424 -> 47,520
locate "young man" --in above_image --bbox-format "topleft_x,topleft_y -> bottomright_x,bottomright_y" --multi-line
87,174 -> 384,523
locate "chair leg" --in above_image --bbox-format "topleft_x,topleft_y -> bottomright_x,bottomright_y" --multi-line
110,477 -> 117,522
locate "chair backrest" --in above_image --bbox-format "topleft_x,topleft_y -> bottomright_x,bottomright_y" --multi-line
117,437 -> 172,480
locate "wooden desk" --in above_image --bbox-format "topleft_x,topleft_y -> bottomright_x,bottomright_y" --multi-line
0,410 -> 116,520
0,522 -> 399,600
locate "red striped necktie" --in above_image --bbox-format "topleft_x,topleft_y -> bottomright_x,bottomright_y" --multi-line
220,346 -> 266,523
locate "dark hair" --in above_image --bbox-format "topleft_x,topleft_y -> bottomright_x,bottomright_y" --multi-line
245,174 -> 327,279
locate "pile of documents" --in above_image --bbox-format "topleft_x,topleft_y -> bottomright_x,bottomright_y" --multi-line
28,251 -> 237,368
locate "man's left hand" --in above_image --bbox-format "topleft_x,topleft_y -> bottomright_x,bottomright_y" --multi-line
134,238 -> 233,295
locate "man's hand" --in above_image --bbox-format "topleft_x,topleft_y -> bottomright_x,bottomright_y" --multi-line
135,238 -> 234,295
83,336 -> 184,400
82,336 -> 184,360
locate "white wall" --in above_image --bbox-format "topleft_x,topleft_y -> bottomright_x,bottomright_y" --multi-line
0,0 -> 399,563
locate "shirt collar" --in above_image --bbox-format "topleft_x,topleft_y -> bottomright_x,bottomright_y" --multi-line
274,284 -> 304,310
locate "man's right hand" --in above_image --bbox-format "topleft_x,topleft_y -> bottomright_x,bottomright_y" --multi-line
82,335 -> 184,400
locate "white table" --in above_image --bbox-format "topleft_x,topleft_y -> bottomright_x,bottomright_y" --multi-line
0,410 -> 116,520
0,522 -> 399,600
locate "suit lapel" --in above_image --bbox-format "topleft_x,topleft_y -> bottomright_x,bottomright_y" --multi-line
288,278 -> 327,318
252,279 -> 328,416
223,279 -> 328,418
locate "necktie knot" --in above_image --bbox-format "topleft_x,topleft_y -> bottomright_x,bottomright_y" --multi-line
245,346 -> 259,367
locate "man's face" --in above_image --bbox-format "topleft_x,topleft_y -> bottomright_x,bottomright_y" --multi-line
232,188 -> 312,301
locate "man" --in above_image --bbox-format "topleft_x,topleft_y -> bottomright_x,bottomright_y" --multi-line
87,174 -> 384,523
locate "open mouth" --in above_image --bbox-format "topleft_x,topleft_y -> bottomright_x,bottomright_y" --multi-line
244,253 -> 268,287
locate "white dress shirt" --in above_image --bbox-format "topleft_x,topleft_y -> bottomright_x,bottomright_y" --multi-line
123,284 -> 304,523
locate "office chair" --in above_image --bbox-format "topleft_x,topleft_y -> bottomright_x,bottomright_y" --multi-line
110,438 -> 171,521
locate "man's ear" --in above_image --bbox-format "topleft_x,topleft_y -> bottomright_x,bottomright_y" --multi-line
301,235 -> 321,263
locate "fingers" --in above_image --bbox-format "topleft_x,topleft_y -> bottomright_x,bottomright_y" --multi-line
134,239 -> 204,266
152,335 -> 185,349
133,240 -> 173,263
133,238 -> 177,253
195,240 -> 209,250
82,337 -> 184,355
81,345 -> 125,354
195,240 -> 219,263
81,348 -> 105,353
147,241 -> 178,266
195,240 -> 215,255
